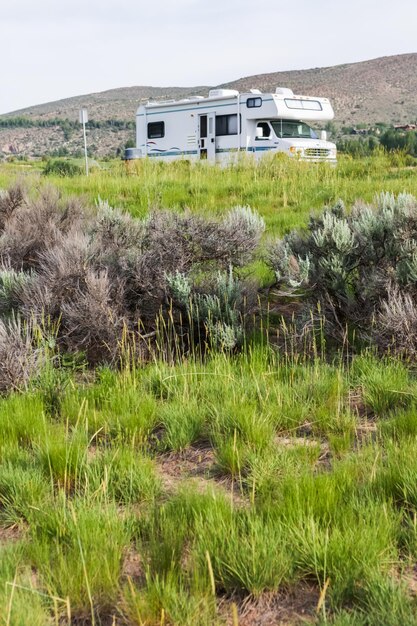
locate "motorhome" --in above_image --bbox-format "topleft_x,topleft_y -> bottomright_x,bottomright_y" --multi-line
124,87 -> 337,164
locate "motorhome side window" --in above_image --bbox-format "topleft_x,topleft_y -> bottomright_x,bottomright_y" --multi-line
247,97 -> 262,108
284,99 -> 322,111
147,122 -> 165,139
215,114 -> 241,136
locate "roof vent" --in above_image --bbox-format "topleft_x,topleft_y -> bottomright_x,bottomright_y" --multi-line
208,89 -> 239,98
250,89 -> 262,94
275,87 -> 294,96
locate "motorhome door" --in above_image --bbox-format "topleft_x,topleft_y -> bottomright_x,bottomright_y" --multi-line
199,113 -> 216,162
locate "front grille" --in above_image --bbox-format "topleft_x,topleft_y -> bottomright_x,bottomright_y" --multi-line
304,148 -> 330,158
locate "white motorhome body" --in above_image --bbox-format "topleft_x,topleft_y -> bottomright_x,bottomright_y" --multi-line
125,88 -> 337,164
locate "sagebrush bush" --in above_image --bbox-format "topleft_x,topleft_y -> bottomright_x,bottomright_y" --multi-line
0,266 -> 33,317
376,286 -> 417,358
167,266 -> 255,350
0,186 -> 85,270
268,192 -> 417,350
0,319 -> 42,393
0,183 -> 264,375
0,181 -> 26,229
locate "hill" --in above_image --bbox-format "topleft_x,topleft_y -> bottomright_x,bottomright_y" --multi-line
224,53 -> 417,127
1,53 -> 416,158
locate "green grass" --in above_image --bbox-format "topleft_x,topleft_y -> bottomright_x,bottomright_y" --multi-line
0,347 -> 416,622
2,153 -> 417,236
0,543 -> 52,626
27,496 -> 133,622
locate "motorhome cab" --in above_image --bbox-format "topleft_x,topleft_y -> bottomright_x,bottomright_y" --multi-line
124,87 -> 337,164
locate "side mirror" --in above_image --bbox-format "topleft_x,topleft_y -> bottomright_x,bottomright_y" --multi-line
320,130 -> 327,141
256,127 -> 264,139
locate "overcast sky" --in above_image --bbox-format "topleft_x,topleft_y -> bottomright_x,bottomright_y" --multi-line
1,0 -> 416,114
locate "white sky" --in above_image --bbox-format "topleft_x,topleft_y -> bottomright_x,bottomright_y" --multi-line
0,0 -> 416,114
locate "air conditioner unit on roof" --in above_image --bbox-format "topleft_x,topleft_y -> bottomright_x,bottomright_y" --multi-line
208,89 -> 239,98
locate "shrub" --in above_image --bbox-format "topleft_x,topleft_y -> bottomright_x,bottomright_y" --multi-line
0,319 -> 42,394
127,206 -> 263,325
0,266 -> 33,317
268,192 -> 417,347
0,186 -> 85,270
380,129 -> 417,157
0,181 -> 26,230
43,159 -> 83,177
0,183 -> 264,371
376,286 -> 417,358
61,270 -> 127,365
167,266 -> 256,351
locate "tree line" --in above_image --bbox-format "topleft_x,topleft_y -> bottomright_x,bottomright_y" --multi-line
0,117 -> 135,130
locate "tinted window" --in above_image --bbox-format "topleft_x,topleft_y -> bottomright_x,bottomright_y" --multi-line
247,97 -> 262,108
200,116 -> 207,138
148,122 -> 165,139
215,114 -> 241,136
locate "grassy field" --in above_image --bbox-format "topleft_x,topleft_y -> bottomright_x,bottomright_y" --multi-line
1,155 -> 417,625
2,152 -> 417,235
2,348 -> 417,625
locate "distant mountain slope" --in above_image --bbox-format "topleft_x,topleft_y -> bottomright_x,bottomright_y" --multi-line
1,53 -> 416,158
3,86 -> 210,122
224,53 -> 417,126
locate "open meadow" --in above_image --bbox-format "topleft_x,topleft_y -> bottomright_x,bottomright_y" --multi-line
1,154 -> 417,625
2,152 -> 417,234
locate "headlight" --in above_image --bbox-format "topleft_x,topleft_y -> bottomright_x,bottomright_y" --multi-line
289,146 -> 297,153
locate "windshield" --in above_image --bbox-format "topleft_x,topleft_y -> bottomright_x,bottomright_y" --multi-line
270,120 -> 318,139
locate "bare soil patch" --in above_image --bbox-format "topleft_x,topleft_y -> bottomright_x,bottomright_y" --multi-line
122,546 -> 144,582
156,446 -> 247,504
220,583 -> 319,626
0,523 -> 24,545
